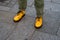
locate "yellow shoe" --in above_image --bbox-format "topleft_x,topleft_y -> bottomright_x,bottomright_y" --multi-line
13,10 -> 25,22
35,16 -> 43,29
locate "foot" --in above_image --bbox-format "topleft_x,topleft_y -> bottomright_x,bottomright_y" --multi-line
34,16 -> 43,29
13,10 -> 25,22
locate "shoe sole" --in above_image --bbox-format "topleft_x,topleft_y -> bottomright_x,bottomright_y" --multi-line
34,25 -> 43,29
13,14 -> 25,22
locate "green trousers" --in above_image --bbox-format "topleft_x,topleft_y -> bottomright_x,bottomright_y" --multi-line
18,0 -> 44,17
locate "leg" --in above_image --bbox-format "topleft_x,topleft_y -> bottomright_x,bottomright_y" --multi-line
18,0 -> 27,10
13,0 -> 27,22
34,0 -> 44,17
34,0 -> 44,28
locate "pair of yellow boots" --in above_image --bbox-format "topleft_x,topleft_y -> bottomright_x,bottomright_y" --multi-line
13,10 -> 43,29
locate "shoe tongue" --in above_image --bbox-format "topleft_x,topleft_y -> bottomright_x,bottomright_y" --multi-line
37,18 -> 39,21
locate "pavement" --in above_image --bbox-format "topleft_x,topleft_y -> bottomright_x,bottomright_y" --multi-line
0,0 -> 60,40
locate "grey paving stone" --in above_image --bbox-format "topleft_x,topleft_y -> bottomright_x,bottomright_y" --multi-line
35,11 -> 60,35
12,0 -> 17,2
0,0 -> 6,2
51,3 -> 60,12
0,11 -> 19,40
0,22 -> 16,40
0,0 -> 16,7
27,0 -> 34,7
44,2 -> 52,11
7,15 -> 35,40
9,2 -> 19,13
44,0 -> 51,2
0,6 -> 10,11
57,27 -> 60,37
31,31 -> 60,40
4,0 -> 10,3
7,0 -> 17,7
0,11 -> 17,24
26,6 -> 36,17
52,0 -> 60,3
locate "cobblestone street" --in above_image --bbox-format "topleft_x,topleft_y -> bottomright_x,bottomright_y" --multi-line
0,0 -> 60,40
